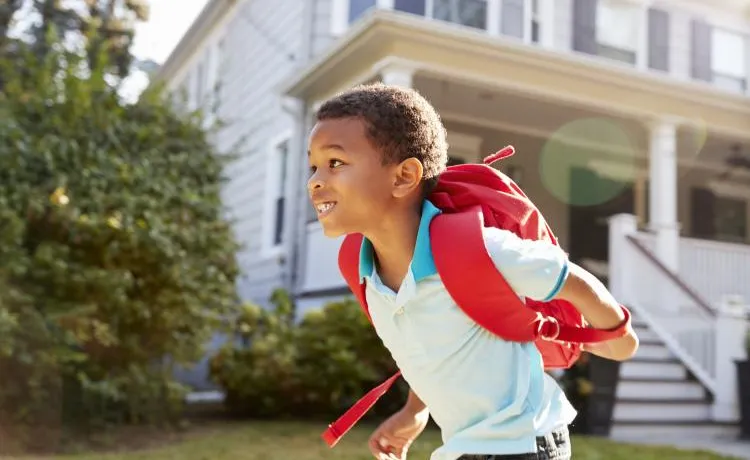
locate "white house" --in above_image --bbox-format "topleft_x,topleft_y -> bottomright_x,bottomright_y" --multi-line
154,0 -> 750,441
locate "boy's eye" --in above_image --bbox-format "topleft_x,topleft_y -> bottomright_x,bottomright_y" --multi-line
329,159 -> 343,168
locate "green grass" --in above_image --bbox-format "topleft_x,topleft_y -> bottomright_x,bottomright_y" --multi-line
2,420 -> 740,460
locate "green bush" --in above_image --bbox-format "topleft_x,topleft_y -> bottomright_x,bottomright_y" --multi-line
0,39 -> 240,447
209,290 -> 407,420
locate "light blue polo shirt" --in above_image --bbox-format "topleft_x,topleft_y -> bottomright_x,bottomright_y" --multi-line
359,200 -> 577,460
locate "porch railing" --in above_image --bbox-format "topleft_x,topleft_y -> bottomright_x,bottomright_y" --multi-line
609,213 -> 749,422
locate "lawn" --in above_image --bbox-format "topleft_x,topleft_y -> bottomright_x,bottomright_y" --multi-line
2,421 -> 740,460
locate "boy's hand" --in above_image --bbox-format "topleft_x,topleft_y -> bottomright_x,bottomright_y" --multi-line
368,407 -> 429,459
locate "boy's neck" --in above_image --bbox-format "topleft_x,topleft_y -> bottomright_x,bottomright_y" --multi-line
365,201 -> 423,292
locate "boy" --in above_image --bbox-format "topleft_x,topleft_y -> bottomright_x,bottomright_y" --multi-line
307,83 -> 638,460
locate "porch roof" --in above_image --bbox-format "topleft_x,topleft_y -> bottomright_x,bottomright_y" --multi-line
280,9 -> 750,140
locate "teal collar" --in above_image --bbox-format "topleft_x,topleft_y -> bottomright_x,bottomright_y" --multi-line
359,200 -> 442,282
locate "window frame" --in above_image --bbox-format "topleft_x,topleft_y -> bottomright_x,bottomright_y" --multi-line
261,132 -> 293,258
331,0 -> 544,45
595,0 -> 646,67
710,26 -> 748,93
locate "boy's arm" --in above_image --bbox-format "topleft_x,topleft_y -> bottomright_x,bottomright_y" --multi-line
553,262 -> 638,361
402,389 -> 429,416
482,228 -> 638,361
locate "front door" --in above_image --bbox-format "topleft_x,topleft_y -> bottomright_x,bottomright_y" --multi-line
568,167 -> 635,282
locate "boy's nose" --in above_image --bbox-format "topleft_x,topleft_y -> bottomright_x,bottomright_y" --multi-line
307,174 -> 324,191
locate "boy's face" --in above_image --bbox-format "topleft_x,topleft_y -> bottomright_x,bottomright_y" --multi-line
307,117 -> 412,237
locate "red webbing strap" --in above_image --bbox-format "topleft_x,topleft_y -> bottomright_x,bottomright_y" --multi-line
321,371 -> 402,447
338,233 -> 370,321
430,207 -> 631,343
324,233 -> 401,447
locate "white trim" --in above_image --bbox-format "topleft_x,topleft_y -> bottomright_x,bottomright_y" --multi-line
447,131 -> 483,154
331,0 -> 350,35
439,110 -> 750,179
261,130 -> 293,259
447,131 -> 483,163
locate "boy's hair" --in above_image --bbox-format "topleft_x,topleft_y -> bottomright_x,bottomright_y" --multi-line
315,83 -> 448,197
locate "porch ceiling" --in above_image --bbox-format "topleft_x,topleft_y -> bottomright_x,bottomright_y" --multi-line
281,10 -> 750,141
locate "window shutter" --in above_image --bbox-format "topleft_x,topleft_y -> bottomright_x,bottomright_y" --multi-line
648,8 -> 670,72
501,0 -> 525,39
572,0 -> 598,55
691,19 -> 712,81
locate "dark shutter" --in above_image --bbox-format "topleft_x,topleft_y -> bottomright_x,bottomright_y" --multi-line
274,197 -> 285,245
501,0 -> 525,38
691,20 -> 712,81
572,0 -> 598,55
690,187 -> 715,238
648,8 -> 670,71
394,0 -> 426,16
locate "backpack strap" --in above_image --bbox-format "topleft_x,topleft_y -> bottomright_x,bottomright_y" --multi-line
324,233 -> 402,447
430,206 -> 630,343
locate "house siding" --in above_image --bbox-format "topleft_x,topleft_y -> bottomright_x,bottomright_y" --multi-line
215,0 -> 306,307
312,0 -> 336,56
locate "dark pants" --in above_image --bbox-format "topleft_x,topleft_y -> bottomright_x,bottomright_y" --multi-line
458,426 -> 571,460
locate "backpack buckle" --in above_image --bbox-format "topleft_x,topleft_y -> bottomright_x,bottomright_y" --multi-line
537,316 -> 560,341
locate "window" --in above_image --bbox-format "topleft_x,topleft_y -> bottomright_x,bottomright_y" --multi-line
691,187 -> 747,243
530,0 -> 540,43
349,0 -> 376,23
262,135 -> 292,256
711,28 -> 747,93
433,0 -> 488,30
596,0 -> 640,65
273,140 -> 289,246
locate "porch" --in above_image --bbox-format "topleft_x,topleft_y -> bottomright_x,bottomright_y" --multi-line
282,9 -> 750,432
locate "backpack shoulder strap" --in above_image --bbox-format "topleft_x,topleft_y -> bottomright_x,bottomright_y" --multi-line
430,206 -> 538,342
325,234 -> 402,447
430,207 -> 630,343
338,233 -> 371,321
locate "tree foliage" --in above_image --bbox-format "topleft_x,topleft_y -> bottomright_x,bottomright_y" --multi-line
2,0 -> 149,79
0,36 -> 240,452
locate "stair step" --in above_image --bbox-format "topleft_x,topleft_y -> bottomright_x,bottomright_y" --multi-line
619,360 -> 686,380
613,400 -> 712,422
633,342 -> 674,360
610,421 -> 740,440
632,325 -> 659,342
616,379 -> 706,400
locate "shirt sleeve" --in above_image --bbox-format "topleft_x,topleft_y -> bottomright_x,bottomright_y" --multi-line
481,226 -> 569,302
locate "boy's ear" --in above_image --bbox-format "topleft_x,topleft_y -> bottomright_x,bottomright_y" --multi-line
392,157 -> 424,198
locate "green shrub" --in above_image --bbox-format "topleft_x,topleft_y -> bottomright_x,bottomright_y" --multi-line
209,290 -> 407,420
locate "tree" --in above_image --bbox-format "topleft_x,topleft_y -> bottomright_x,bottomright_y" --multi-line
0,36 -> 240,452
2,0 -> 149,79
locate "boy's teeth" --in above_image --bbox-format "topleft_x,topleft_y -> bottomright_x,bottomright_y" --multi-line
317,202 -> 335,213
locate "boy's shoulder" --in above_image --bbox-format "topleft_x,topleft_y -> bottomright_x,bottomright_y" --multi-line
478,226 -> 569,303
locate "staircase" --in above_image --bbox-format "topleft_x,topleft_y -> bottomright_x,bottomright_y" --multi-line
610,317 -> 739,440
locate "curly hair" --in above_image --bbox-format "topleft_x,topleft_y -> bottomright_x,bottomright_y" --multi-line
315,83 -> 448,195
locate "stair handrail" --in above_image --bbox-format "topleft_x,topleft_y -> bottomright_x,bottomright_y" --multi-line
626,235 -> 716,317
624,235 -> 718,394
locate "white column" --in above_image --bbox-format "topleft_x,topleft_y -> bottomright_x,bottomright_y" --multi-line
712,296 -> 749,422
381,64 -> 414,88
608,214 -> 638,302
648,118 -> 680,272
538,0 -> 555,49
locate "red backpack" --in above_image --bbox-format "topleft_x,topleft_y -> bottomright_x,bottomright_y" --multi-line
322,146 -> 631,447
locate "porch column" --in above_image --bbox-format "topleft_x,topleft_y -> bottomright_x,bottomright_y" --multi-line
648,118 -> 680,272
381,63 -> 414,88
